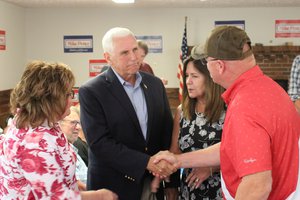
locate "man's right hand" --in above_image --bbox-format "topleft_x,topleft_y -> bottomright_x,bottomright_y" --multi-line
153,150 -> 180,167
147,152 -> 178,178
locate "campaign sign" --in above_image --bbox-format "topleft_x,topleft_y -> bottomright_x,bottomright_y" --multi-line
64,35 -> 93,53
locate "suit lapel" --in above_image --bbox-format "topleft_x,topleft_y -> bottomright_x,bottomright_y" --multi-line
104,68 -> 144,139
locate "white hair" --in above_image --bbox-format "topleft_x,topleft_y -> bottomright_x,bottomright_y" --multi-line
102,27 -> 135,54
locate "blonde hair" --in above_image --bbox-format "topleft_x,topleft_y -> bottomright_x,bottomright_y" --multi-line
70,105 -> 80,116
10,60 -> 75,128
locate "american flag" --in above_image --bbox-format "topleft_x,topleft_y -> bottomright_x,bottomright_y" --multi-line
177,17 -> 188,101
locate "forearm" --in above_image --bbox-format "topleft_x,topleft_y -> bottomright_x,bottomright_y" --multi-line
235,170 -> 272,200
177,143 -> 220,168
81,189 -> 117,200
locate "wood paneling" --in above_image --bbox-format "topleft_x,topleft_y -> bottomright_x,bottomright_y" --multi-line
166,88 -> 180,116
0,89 -> 12,129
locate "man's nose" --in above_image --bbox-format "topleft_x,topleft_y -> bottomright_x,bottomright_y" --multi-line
74,122 -> 81,129
130,51 -> 139,61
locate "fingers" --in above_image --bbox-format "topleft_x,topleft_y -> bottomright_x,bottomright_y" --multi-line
148,151 -> 179,178
187,173 -> 200,189
150,177 -> 161,193
112,192 -> 119,200
147,156 -> 171,178
155,160 -> 177,178
153,151 -> 178,166
186,167 -> 211,190
147,156 -> 161,177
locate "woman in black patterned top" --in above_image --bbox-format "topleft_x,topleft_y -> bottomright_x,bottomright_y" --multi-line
168,48 -> 225,200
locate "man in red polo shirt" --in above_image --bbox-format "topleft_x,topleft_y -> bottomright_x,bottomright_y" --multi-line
154,26 -> 300,199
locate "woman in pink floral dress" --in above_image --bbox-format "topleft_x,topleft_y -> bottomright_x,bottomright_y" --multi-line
0,61 -> 118,200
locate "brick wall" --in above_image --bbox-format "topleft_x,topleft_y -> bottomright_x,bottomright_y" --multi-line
166,45 -> 300,112
253,45 -> 300,91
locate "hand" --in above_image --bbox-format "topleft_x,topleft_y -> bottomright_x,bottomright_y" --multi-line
295,99 -> 300,114
153,151 -> 179,167
186,167 -> 210,190
81,189 -> 118,200
77,180 -> 87,191
151,177 -> 161,193
95,189 -> 118,200
164,188 -> 179,200
147,155 -> 177,178
151,176 -> 171,193
161,78 -> 168,85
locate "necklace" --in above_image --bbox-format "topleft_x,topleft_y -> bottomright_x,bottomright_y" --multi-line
195,101 -> 206,114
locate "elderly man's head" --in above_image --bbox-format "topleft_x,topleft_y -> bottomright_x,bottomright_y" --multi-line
102,27 -> 140,82
60,106 -> 81,144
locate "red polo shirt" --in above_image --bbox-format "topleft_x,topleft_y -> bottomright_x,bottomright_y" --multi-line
220,66 -> 300,199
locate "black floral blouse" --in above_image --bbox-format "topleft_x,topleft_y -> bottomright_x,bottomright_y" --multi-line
178,111 -> 225,200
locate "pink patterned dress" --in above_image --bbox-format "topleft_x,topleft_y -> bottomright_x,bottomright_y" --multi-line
0,121 -> 81,200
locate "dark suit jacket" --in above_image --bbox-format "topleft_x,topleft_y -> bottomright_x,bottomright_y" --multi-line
79,68 -> 173,200
73,137 -> 88,166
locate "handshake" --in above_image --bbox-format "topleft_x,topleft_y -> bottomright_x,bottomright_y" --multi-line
146,151 -> 180,193
147,150 -> 180,178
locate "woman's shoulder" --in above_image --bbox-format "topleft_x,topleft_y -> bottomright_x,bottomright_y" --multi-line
9,124 -> 67,153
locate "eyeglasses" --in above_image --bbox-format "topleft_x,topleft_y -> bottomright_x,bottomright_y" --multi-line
62,119 -> 81,127
66,90 -> 75,99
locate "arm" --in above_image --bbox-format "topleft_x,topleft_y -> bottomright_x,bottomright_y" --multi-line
148,81 -> 177,177
81,189 -> 118,200
80,78 -> 175,181
169,106 -> 183,155
153,142 -> 220,169
163,106 -> 182,199
235,170 -> 272,200
77,180 -> 87,191
288,56 -> 300,111
79,85 -> 150,182
177,142 -> 220,168
17,132 -> 81,199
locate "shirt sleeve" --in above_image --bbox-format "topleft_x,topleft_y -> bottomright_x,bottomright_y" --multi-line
288,55 -> 300,101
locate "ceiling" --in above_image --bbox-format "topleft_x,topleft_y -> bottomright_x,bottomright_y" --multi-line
2,0 -> 300,8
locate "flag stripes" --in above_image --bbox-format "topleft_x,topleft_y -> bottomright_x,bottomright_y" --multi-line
177,17 -> 188,101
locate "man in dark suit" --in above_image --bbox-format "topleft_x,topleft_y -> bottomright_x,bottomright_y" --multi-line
79,27 -> 177,200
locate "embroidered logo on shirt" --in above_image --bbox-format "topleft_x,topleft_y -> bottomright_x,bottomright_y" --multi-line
243,158 -> 257,163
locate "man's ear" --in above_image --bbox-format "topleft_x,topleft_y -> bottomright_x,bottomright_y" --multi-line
104,52 -> 112,65
217,60 -> 226,75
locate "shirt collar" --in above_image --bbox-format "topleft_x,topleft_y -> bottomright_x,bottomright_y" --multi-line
222,65 -> 263,105
111,67 -> 142,87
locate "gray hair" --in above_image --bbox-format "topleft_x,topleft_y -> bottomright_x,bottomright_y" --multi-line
70,105 -> 80,116
102,27 -> 135,54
